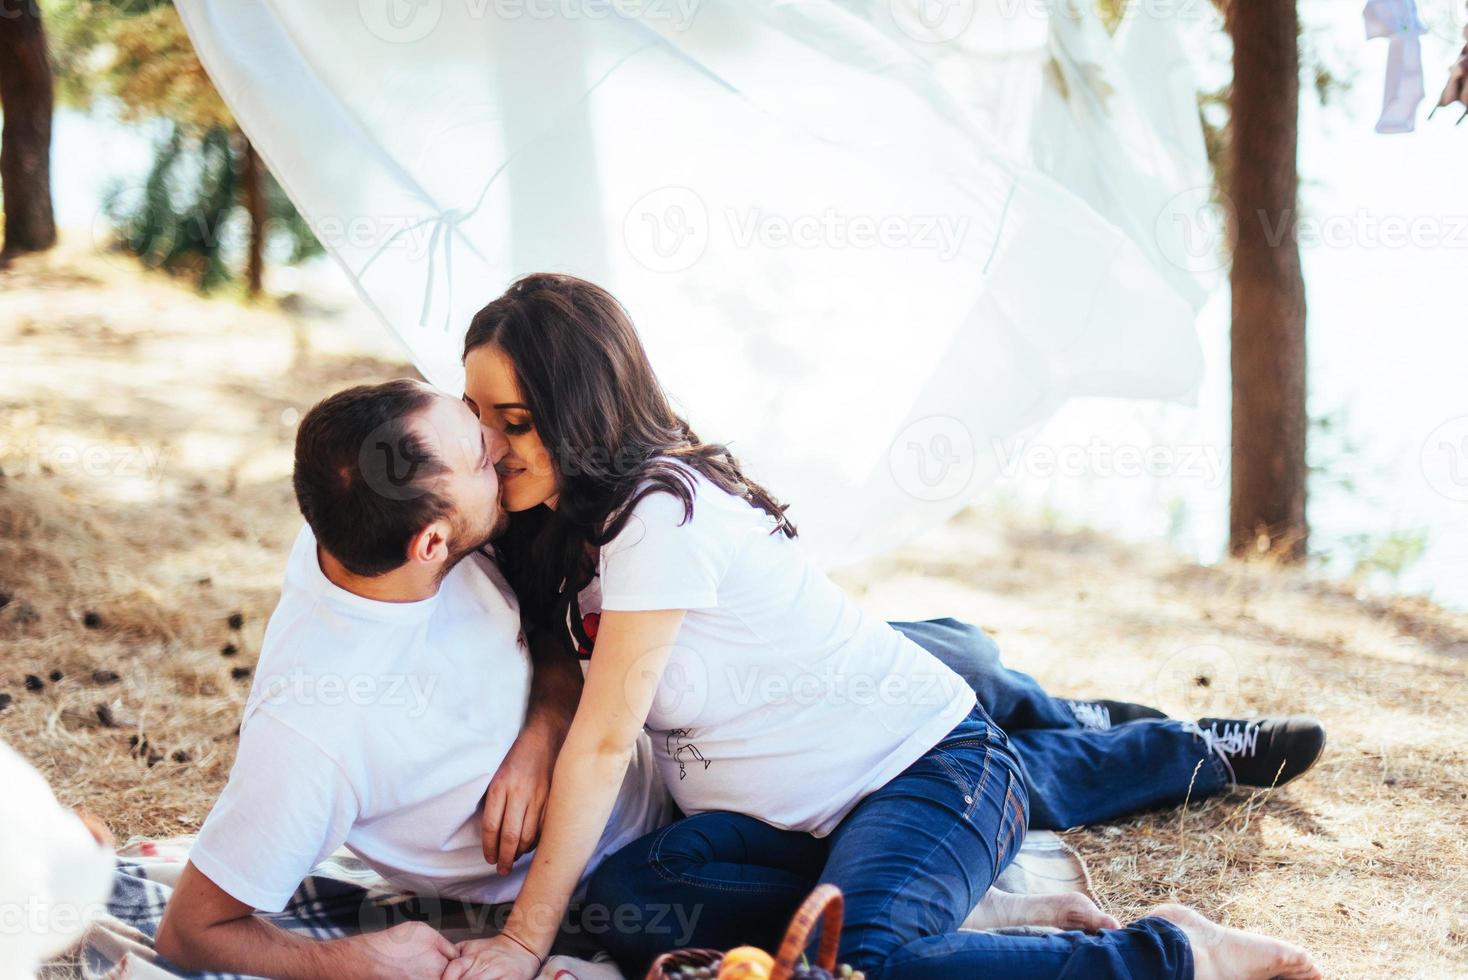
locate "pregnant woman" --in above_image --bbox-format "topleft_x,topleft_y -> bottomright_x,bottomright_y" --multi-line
445,274 -> 1319,980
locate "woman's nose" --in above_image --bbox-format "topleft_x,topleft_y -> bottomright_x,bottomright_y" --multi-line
486,426 -> 510,464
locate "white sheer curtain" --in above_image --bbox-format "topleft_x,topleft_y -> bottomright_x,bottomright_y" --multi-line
177,0 -> 1213,566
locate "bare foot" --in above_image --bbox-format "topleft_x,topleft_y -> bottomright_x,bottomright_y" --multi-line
1149,904 -> 1321,980
963,888 -> 1121,933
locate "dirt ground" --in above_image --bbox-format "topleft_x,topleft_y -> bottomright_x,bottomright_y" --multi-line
3,244 -> 1467,977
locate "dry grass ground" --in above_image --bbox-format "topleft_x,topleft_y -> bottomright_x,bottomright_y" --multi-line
3,244 -> 1467,977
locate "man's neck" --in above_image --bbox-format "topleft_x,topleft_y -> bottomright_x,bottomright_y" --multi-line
317,546 -> 443,603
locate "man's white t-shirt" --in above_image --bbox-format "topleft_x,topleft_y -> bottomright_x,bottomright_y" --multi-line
584,466 -> 976,837
192,526 -> 671,913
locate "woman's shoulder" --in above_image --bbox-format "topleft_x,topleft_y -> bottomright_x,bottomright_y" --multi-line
611,460 -> 767,541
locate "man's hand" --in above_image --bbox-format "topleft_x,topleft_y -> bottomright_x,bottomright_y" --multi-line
343,922 -> 460,980
482,725 -> 556,875
442,935 -> 542,980
156,862 -> 459,980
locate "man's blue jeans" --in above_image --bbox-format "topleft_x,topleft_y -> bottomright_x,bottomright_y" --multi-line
893,618 -> 1230,828
585,708 -> 1195,979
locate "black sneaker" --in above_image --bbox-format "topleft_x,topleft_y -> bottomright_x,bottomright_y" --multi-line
1066,699 -> 1170,731
1192,716 -> 1326,787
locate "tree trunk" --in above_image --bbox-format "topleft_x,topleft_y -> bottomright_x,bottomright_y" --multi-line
1227,0 -> 1308,560
239,134 -> 266,296
0,0 -> 57,257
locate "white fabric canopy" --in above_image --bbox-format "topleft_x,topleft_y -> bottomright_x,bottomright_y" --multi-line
177,0 -> 1213,566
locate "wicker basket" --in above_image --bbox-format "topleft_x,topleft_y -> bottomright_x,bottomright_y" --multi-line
644,884 -> 844,980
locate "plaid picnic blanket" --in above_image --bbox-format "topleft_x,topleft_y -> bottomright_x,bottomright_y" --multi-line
71,838 -> 617,980
67,832 -> 1091,979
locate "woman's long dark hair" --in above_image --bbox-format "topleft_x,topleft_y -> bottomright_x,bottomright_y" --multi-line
465,273 -> 795,631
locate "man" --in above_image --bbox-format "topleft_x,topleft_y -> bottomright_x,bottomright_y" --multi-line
156,381 -> 670,979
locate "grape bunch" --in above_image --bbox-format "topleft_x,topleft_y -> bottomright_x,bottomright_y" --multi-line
791,963 -> 864,980
663,968 -> 716,980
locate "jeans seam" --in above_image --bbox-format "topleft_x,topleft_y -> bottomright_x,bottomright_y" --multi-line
647,823 -> 811,897
844,806 -> 984,968
994,776 -> 1026,876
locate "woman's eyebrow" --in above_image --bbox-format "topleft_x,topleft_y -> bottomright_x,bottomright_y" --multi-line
493,402 -> 530,410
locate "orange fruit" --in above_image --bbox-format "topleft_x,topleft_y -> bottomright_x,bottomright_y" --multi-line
717,946 -> 775,980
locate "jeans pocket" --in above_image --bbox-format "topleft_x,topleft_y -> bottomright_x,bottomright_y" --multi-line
993,769 -> 1028,876
930,740 -> 992,821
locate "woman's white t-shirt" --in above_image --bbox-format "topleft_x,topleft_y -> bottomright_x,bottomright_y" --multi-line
585,466 -> 976,837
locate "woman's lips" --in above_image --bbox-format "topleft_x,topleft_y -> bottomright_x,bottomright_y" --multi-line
498,467 -> 526,481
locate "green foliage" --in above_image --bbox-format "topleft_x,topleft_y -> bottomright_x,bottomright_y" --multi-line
1344,528 -> 1430,583
105,124 -> 236,290
45,0 -> 174,109
100,124 -> 324,292
45,0 -> 321,291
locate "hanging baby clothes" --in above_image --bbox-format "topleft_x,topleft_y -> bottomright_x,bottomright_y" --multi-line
1432,1 -> 1468,120
1365,0 -> 1429,133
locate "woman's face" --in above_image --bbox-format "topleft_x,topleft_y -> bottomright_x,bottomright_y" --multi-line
463,344 -> 559,512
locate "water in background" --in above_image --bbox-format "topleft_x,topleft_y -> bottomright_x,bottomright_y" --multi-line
49,0 -> 1468,608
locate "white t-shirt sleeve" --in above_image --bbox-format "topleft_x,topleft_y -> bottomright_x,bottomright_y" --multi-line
599,487 -> 729,611
189,710 -> 359,913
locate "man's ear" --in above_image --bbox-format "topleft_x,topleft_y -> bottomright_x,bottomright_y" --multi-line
407,521 -> 452,566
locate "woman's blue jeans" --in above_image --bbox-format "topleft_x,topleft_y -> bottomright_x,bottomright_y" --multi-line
585,708 -> 1193,979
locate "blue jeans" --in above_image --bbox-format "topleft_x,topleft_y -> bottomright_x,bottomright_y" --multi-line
892,618 -> 1230,829
586,708 -> 1194,979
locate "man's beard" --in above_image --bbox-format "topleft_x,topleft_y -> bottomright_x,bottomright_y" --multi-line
435,506 -> 508,581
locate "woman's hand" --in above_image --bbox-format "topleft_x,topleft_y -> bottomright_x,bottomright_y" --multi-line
481,727 -> 555,875
442,935 -> 542,980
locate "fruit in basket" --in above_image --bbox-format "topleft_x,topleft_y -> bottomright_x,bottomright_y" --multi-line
716,946 -> 775,979
790,963 -> 864,980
